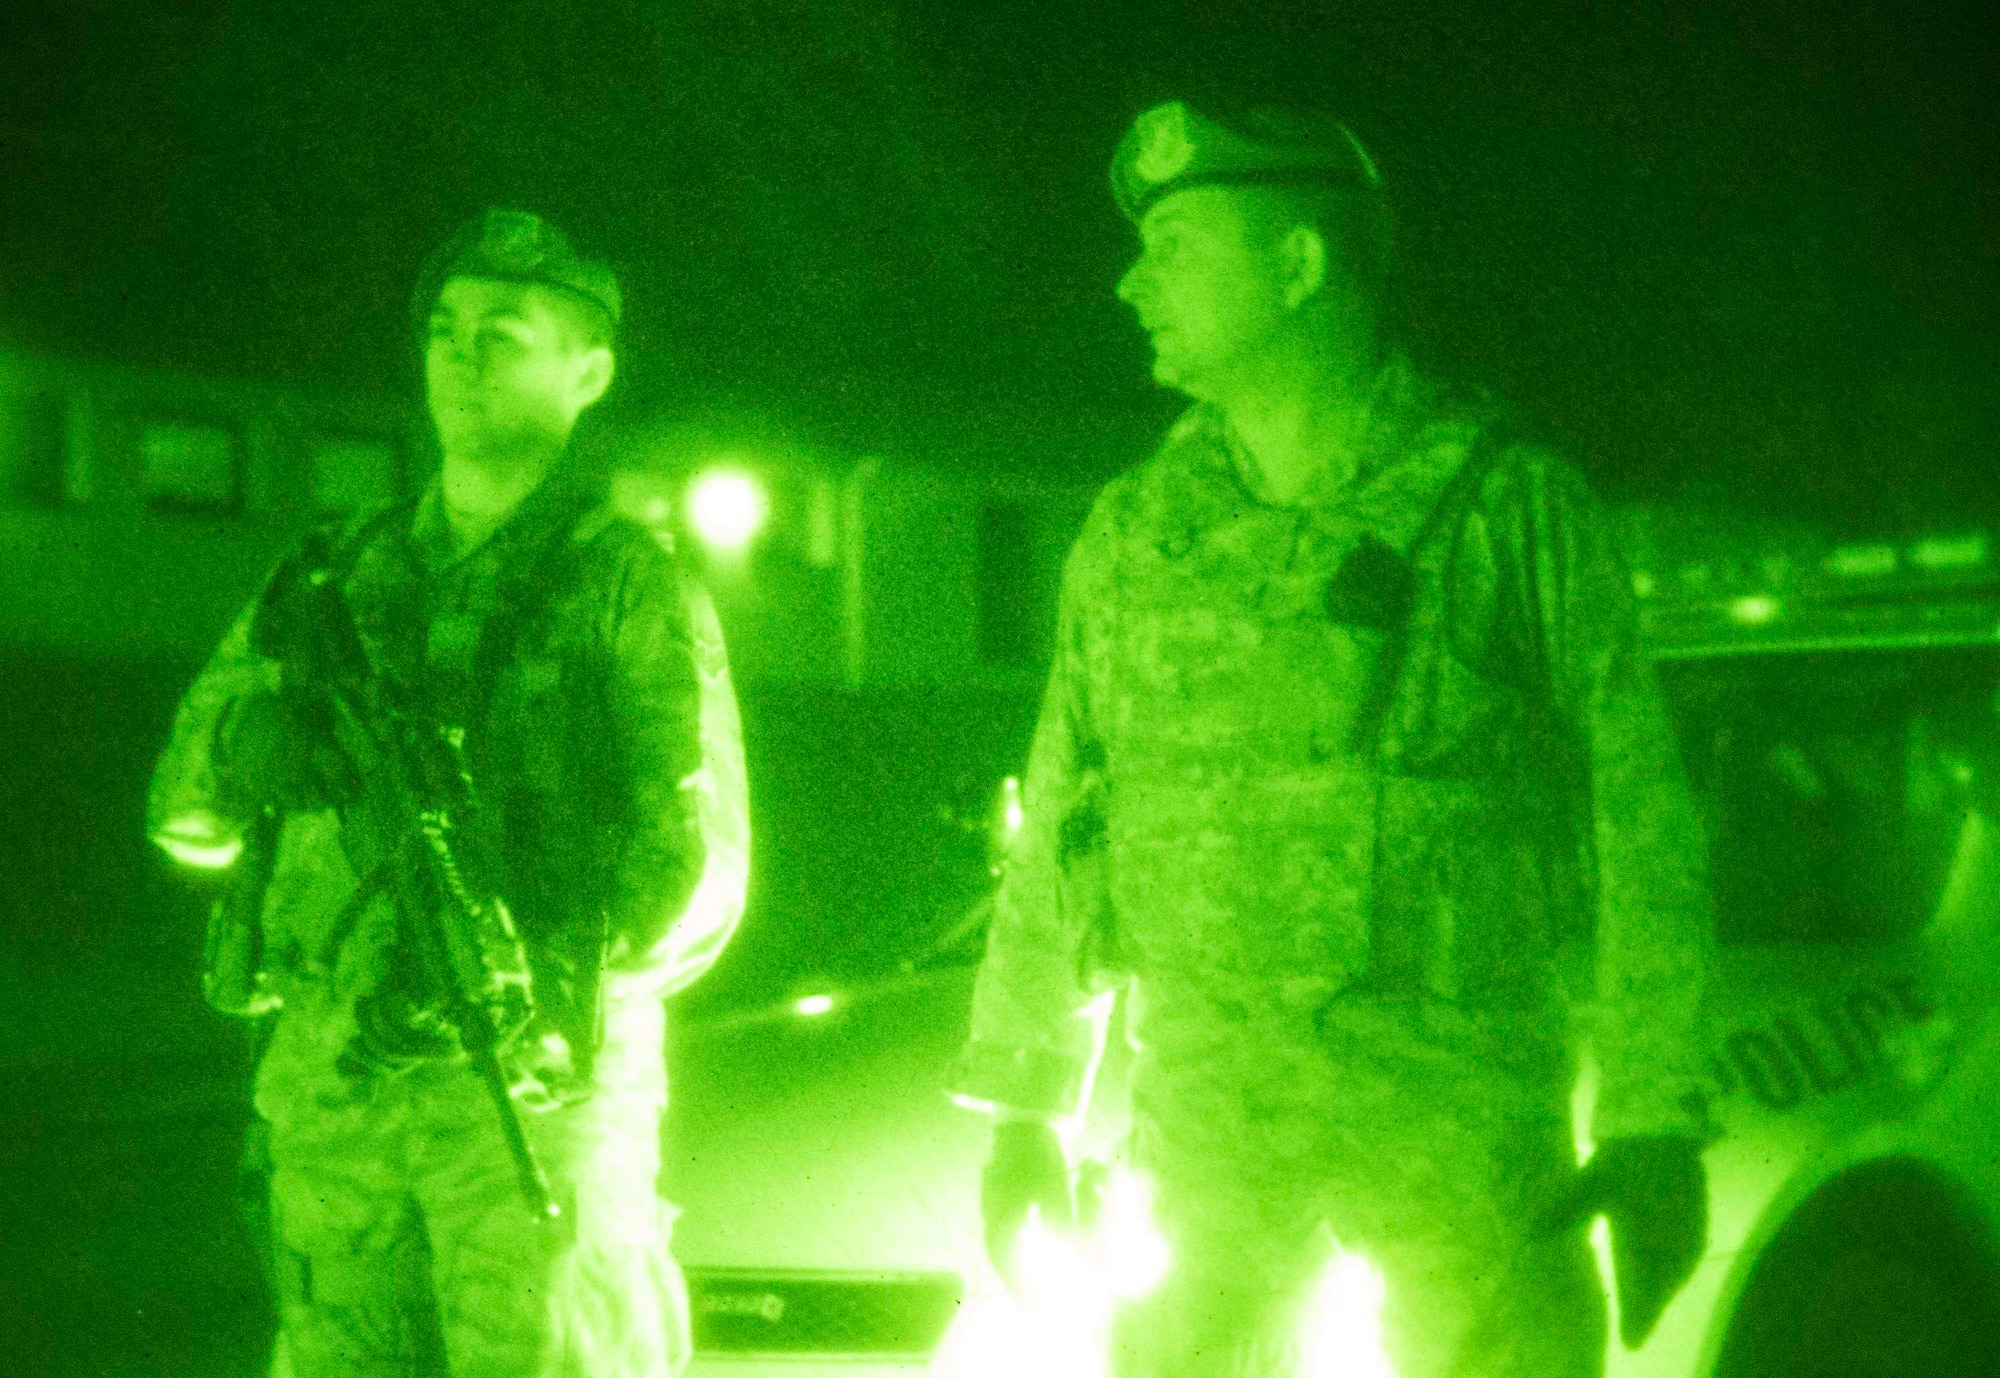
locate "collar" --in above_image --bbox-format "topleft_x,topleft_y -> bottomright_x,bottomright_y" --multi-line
1198,351 -> 1430,502
411,459 -> 594,579
1159,352 -> 1460,555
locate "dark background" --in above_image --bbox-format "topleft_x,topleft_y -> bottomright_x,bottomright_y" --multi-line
3,0 -> 1995,522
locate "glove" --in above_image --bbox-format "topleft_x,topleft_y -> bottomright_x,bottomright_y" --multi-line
1548,1136 -> 1707,1349
980,1119 -> 1073,1285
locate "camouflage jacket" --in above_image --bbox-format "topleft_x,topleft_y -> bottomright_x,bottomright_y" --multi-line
149,464 -> 748,1102
952,357 -> 1712,1142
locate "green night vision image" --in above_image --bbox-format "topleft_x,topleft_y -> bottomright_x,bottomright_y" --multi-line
1,4 -> 1997,1378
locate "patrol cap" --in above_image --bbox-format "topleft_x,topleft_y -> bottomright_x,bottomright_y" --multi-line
412,207 -> 622,341
1111,101 -> 1383,225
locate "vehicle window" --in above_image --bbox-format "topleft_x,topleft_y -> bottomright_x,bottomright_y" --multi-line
1660,647 -> 2000,947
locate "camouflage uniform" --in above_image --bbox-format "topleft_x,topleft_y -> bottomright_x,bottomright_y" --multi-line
952,354 -> 1710,1377
151,465 -> 748,1378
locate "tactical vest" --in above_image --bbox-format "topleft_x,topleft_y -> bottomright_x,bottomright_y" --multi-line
302,481 -> 743,1082
1089,425 -> 1579,1019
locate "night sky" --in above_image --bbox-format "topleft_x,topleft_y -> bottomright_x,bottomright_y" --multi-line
2,0 -> 1994,523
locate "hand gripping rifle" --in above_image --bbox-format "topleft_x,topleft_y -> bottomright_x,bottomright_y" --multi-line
259,531 -> 559,1219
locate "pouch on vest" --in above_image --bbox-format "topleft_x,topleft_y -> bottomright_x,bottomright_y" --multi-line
204,807 -> 283,1017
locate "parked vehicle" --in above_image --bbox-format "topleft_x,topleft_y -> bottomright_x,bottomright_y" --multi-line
670,511 -> 2000,1378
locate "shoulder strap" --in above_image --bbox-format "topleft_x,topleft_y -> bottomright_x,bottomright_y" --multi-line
302,501 -> 419,585
1349,421 -> 1517,760
1411,424 -> 1513,562
460,487 -> 604,734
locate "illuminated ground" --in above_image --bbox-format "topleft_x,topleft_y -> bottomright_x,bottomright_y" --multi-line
0,967 -> 991,1378
668,969 -> 988,1279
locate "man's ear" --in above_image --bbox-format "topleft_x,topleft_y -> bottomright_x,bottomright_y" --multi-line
571,346 -> 615,410
1281,224 -> 1328,310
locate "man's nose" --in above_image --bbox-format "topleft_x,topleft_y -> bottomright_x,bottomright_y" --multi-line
432,337 -> 478,377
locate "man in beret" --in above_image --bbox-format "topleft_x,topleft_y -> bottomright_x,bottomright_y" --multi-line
954,103 -> 1713,1375
149,208 -> 749,1378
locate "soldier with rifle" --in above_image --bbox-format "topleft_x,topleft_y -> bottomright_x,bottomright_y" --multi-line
149,208 -> 749,1378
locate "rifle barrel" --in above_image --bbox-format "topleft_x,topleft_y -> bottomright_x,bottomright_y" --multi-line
470,1042 -> 560,1220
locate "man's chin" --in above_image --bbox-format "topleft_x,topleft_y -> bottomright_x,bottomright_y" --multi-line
433,418 -> 573,469
1148,351 -> 1207,400
429,400 -> 486,436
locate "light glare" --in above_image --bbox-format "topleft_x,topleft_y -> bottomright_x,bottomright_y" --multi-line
794,993 -> 835,1017
689,470 -> 767,551
1002,776 -> 1025,836
1095,1167 -> 1172,1299
1298,1245 -> 1396,1378
937,1167 -> 1170,1378
1727,595 -> 1781,625
1910,533 -> 1988,572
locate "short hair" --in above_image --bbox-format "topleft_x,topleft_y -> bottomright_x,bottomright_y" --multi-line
1242,182 -> 1398,316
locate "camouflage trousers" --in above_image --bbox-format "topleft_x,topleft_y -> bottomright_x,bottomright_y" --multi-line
263,1057 -> 690,1378
1108,989 -> 1606,1378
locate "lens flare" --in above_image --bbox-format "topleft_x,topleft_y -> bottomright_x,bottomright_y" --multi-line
688,470 -> 767,551
1093,1167 -> 1172,1300
1000,776 -> 1025,837
937,1168 -> 1171,1378
1298,1243 -> 1397,1378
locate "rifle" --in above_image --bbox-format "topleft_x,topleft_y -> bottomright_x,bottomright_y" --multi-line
258,531 -> 558,1220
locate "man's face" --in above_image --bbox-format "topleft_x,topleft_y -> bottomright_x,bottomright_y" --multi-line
424,278 -> 611,456
1115,186 -> 1291,399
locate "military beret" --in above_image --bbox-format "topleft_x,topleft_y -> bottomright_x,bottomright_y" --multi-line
413,208 -> 622,338
1110,101 -> 1383,224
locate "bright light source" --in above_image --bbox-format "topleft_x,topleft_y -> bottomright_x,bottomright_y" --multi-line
161,835 -> 244,869
793,993 -> 836,1018
1017,1207 -> 1111,1314
688,470 -> 767,551
937,1273 -> 1105,1378
934,1163 -> 1170,1378
1093,1168 -> 1172,1300
1727,595 -> 1781,625
992,1207 -> 1118,1377
1002,777 -> 1025,837
1298,1242 -> 1396,1378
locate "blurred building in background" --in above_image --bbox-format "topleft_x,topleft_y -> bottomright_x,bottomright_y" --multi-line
0,343 -> 1095,689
